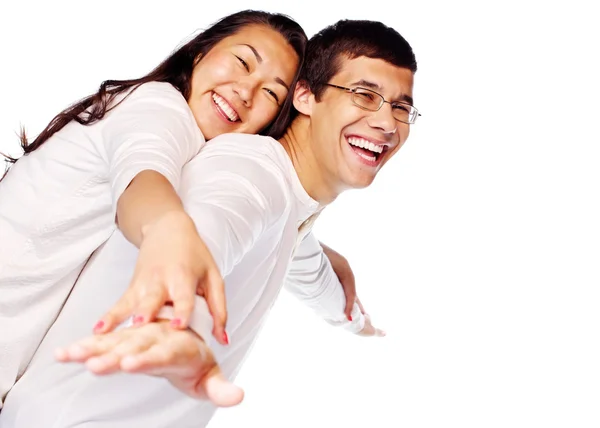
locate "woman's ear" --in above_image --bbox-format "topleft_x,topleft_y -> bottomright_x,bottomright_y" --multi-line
292,81 -> 314,116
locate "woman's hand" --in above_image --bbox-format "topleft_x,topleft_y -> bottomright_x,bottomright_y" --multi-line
96,210 -> 228,345
94,170 -> 229,345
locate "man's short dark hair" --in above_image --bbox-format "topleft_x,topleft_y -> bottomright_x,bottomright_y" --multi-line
300,20 -> 417,100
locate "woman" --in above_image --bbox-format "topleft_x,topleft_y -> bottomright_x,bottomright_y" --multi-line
0,9 -> 309,407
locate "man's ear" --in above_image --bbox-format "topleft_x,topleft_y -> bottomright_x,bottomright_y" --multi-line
292,80 -> 314,116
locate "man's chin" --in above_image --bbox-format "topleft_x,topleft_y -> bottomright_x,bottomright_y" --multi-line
345,174 -> 376,190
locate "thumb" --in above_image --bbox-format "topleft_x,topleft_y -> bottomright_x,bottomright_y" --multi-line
199,366 -> 244,407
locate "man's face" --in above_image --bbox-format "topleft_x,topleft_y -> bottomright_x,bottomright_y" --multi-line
304,56 -> 414,191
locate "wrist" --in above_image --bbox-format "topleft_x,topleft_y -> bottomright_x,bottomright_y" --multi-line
141,209 -> 193,239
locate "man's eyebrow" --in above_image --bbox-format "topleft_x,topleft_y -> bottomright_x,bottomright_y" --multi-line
351,79 -> 414,105
399,94 -> 414,105
350,79 -> 380,90
241,44 -> 262,63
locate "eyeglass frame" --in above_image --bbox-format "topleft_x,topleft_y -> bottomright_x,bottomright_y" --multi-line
324,83 -> 421,125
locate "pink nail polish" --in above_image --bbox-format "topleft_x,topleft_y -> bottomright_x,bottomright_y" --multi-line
170,318 -> 181,327
347,315 -> 353,322
222,331 -> 229,345
133,315 -> 144,324
94,320 -> 105,330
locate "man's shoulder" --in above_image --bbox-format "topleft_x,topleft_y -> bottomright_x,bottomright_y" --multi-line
182,133 -> 296,214
180,133 -> 297,225
207,133 -> 279,152
194,133 -> 292,175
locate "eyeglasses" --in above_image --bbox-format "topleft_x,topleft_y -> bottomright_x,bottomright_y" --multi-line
325,83 -> 421,125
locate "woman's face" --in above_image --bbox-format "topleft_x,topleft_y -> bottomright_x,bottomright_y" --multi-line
189,24 -> 299,140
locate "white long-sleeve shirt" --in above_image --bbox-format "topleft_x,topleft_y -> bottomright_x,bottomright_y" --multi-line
0,133 -> 364,428
0,82 -> 204,407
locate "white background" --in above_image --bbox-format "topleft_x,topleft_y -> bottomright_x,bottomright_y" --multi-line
1,1 -> 599,427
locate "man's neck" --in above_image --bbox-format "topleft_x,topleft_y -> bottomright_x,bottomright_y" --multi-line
278,117 -> 339,206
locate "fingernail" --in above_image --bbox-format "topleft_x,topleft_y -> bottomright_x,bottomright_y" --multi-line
347,315 -> 353,322
94,320 -> 105,331
170,318 -> 181,327
133,315 -> 144,324
222,331 -> 229,345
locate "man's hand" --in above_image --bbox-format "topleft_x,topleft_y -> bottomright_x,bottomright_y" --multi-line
357,312 -> 386,337
56,320 -> 243,406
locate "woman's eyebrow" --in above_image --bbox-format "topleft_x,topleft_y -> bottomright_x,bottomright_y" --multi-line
240,44 -> 289,91
241,44 -> 262,63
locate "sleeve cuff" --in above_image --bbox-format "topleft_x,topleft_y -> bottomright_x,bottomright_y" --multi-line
111,163 -> 181,219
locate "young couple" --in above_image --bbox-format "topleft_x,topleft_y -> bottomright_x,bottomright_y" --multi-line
0,9 -> 419,427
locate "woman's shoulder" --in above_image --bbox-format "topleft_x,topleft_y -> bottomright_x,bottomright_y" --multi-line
105,81 -> 200,140
119,81 -> 187,108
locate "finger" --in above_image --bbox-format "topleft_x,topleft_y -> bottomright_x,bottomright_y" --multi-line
199,365 -> 244,407
119,342 -> 177,374
54,347 -> 69,362
86,327 -> 155,374
56,335 -> 115,363
355,297 -> 367,315
95,288 -> 137,334
360,324 -> 375,337
203,269 -> 228,345
357,314 -> 376,337
55,344 -> 94,363
133,283 -> 167,326
169,276 -> 196,330
375,328 -> 386,337
86,353 -> 122,375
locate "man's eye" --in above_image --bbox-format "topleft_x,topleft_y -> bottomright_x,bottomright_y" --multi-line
356,91 -> 375,102
393,103 -> 410,113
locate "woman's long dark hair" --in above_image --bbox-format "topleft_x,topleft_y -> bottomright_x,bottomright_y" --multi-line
2,10 -> 306,177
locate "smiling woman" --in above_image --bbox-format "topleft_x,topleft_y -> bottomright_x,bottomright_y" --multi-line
0,9 -> 306,410
188,24 -> 299,140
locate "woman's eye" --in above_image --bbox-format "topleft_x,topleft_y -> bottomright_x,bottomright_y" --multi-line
235,55 -> 249,72
264,88 -> 279,103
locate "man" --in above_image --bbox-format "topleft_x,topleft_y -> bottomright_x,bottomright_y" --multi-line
0,19 -> 418,427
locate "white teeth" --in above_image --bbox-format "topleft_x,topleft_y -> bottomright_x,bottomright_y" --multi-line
355,151 -> 376,162
347,137 -> 384,154
212,93 -> 239,122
